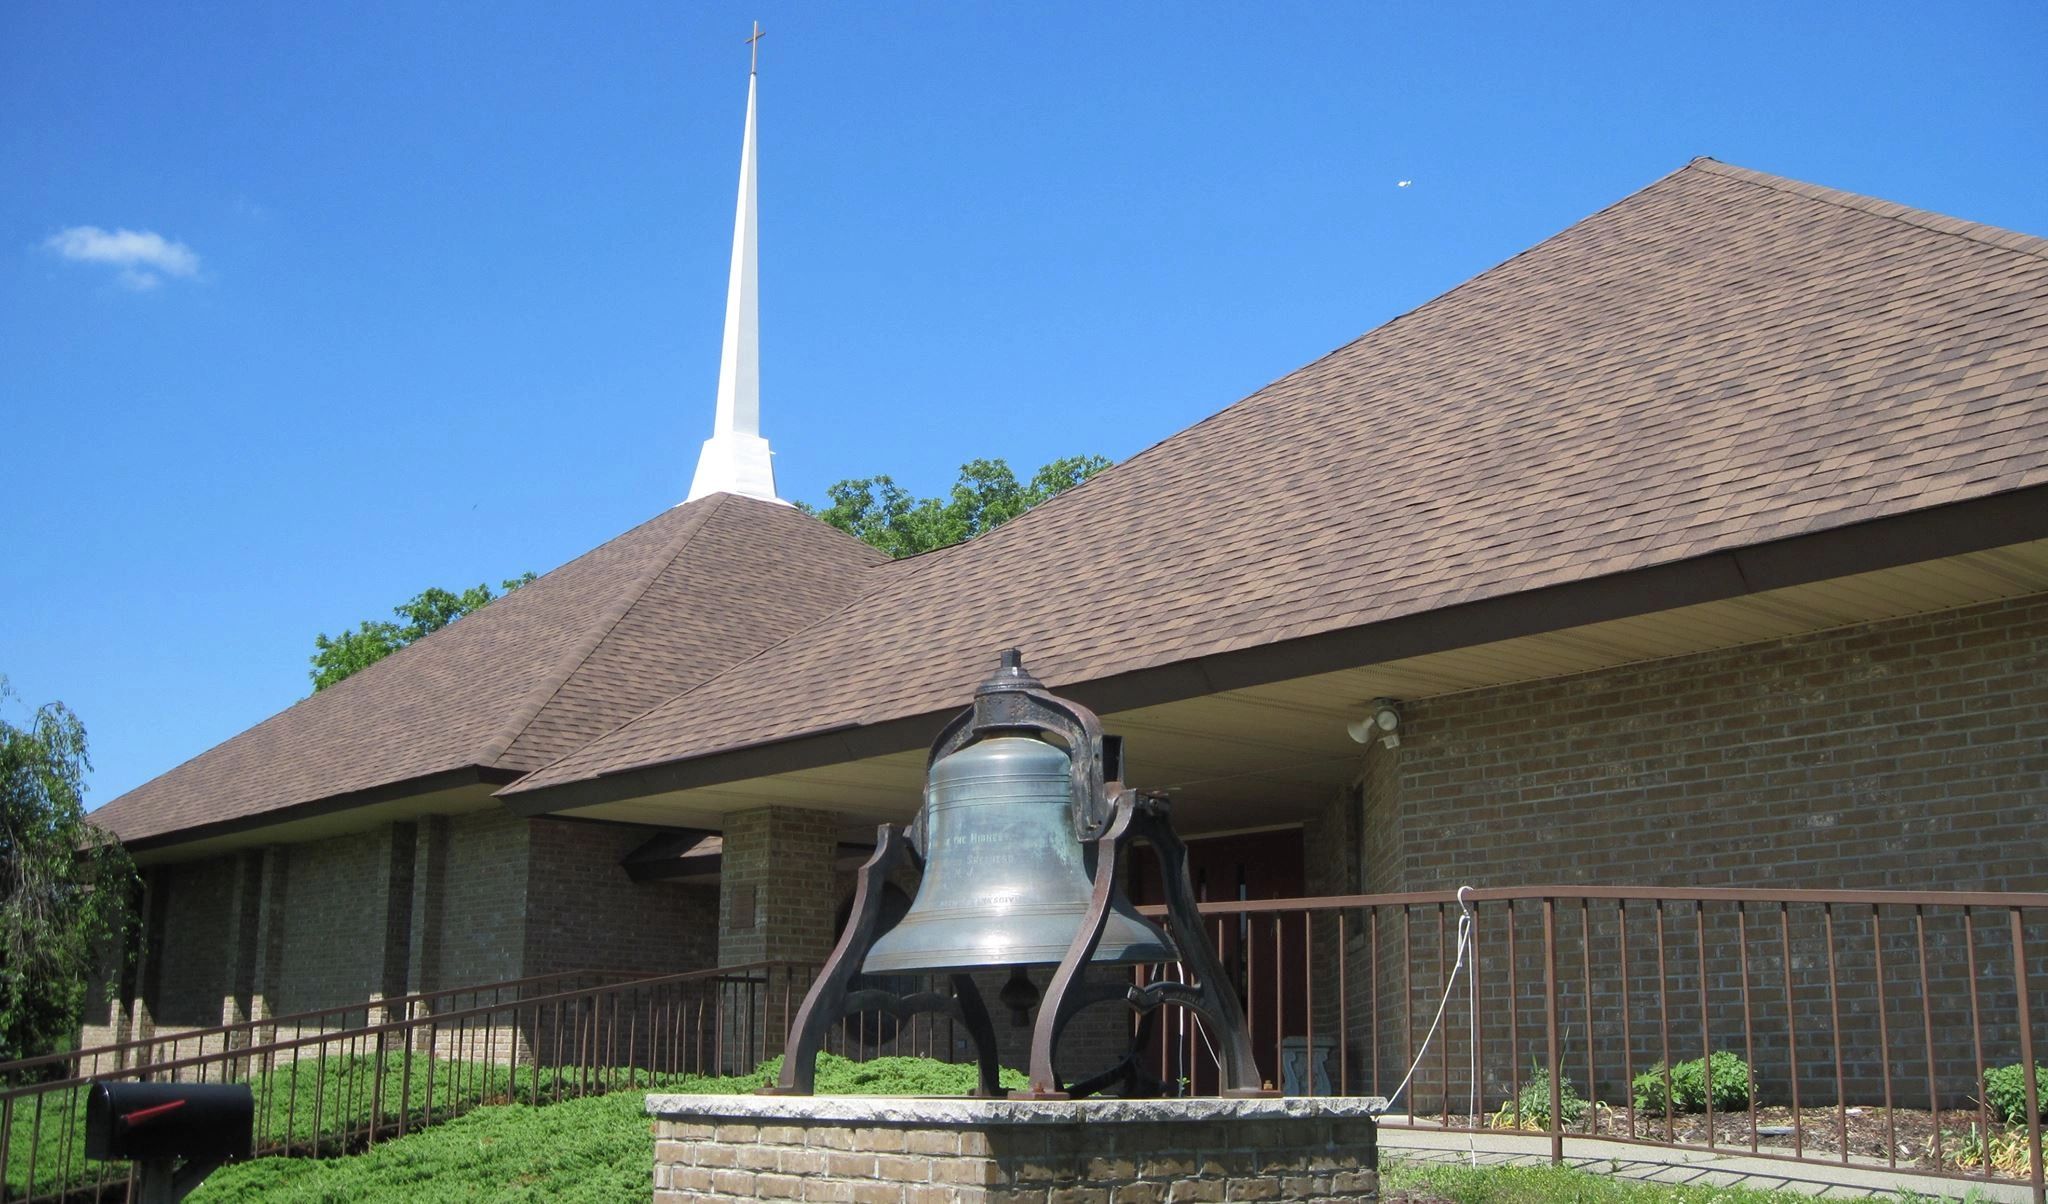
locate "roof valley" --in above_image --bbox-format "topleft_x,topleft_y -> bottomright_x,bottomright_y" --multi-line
476,495 -> 732,769
507,535 -> 940,780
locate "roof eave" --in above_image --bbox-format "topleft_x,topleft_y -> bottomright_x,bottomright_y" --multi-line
108,764 -> 524,856
500,480 -> 2048,818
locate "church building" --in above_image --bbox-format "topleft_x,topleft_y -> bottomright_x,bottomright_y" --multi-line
81,51 -> 2048,1059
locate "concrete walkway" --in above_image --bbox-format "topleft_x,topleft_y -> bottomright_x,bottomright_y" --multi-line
1377,1122 -> 2037,1202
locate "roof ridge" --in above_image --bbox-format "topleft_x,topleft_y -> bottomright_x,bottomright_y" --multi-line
477,494 -> 731,767
1689,157 -> 2048,262
499,534 -> 938,792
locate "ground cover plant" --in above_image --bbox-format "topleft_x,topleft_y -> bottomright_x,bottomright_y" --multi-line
1488,1065 -> 1593,1131
1983,1063 -> 2046,1126
191,1053 -> 1026,1202
192,1087 -> 651,1204
3,1050 -> 669,1198
1631,1051 -> 1754,1115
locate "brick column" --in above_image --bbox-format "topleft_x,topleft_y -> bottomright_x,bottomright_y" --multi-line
221,849 -> 266,1032
133,867 -> 169,1042
716,807 -> 840,1073
1303,782 -> 1363,1093
368,822 -> 418,1023
716,807 -> 840,967
1353,740 -> 1404,1103
406,817 -> 449,999
249,847 -> 288,1025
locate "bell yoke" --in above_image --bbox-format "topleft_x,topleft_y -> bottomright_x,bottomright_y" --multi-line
767,649 -> 1271,1099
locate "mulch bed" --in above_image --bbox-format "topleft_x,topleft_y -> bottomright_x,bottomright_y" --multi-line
1408,1106 -> 2038,1180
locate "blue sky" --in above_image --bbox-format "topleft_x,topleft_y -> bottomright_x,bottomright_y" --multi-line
3,3 -> 2044,809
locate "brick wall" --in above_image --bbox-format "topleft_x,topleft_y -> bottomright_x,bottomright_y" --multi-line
148,857 -> 236,1027
718,807 -> 840,967
524,818 -> 719,978
271,827 -> 398,1015
428,809 -> 530,991
1332,593 -> 2048,1110
1390,594 -> 2046,894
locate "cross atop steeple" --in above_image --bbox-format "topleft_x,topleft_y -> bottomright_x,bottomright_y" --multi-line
686,23 -> 783,505
746,21 -> 764,75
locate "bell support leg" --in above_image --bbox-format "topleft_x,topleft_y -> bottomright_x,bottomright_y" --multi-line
949,973 -> 1005,1097
765,825 -> 1003,1095
1021,796 -> 1142,1098
1027,792 -> 1272,1098
1132,799 -> 1273,1097
765,826 -> 911,1095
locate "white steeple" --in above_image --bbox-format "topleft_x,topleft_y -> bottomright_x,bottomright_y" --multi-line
687,22 -> 783,505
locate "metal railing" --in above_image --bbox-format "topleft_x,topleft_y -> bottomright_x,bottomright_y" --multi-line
0,961 -> 817,1203
1141,886 -> 2047,1203
0,968 -> 647,1086
6,887 -> 2043,1202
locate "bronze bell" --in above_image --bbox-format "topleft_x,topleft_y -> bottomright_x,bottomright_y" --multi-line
862,669 -> 1174,975
769,648 -> 1270,1099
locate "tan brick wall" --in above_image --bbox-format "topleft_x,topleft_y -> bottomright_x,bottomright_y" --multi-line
524,818 -> 719,979
651,1110 -> 1380,1202
1332,594 -> 2048,1110
148,856 -> 237,1027
271,826 -> 398,1015
1391,594 -> 2047,894
719,807 -> 840,967
430,809 -> 531,990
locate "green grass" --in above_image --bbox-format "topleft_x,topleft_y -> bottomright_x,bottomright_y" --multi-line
3,1050 -> 668,1198
192,1054 -> 1026,1203
190,1090 -> 653,1204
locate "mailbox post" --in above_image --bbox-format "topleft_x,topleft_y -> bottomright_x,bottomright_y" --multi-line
85,1081 -> 254,1203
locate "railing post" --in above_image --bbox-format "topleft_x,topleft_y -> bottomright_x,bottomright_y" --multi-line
2009,906 -> 2043,1204
1543,896 -> 1562,1166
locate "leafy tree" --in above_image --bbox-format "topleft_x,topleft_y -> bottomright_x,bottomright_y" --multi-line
800,454 -> 1111,558
310,573 -> 537,692
0,679 -> 135,1069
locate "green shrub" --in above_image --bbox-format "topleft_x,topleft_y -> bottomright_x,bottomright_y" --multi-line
1489,1065 -> 1590,1131
679,1053 -> 1028,1097
1984,1063 -> 2048,1125
1632,1051 -> 1752,1115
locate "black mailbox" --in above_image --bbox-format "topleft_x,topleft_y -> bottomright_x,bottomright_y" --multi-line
84,1081 -> 254,1163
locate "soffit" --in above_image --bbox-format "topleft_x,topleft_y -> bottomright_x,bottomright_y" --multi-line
545,539 -> 2048,838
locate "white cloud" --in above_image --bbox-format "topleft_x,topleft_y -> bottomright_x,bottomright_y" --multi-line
45,226 -> 201,290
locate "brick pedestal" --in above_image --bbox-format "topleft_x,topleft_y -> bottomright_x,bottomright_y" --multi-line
647,1095 -> 1382,1203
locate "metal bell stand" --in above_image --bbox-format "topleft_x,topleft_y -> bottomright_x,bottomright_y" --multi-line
766,651 -> 1273,1100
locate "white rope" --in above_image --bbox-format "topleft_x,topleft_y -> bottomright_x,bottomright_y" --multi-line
1160,887 -> 1484,1145
1375,885 -> 1479,1167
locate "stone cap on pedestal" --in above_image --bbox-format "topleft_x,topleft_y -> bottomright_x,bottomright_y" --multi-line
646,1092 -> 1390,1124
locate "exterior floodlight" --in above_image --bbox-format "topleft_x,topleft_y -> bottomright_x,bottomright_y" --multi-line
1347,699 -> 1403,748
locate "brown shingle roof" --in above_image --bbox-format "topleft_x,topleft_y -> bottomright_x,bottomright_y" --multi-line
94,494 -> 886,845
504,160 -> 2048,801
